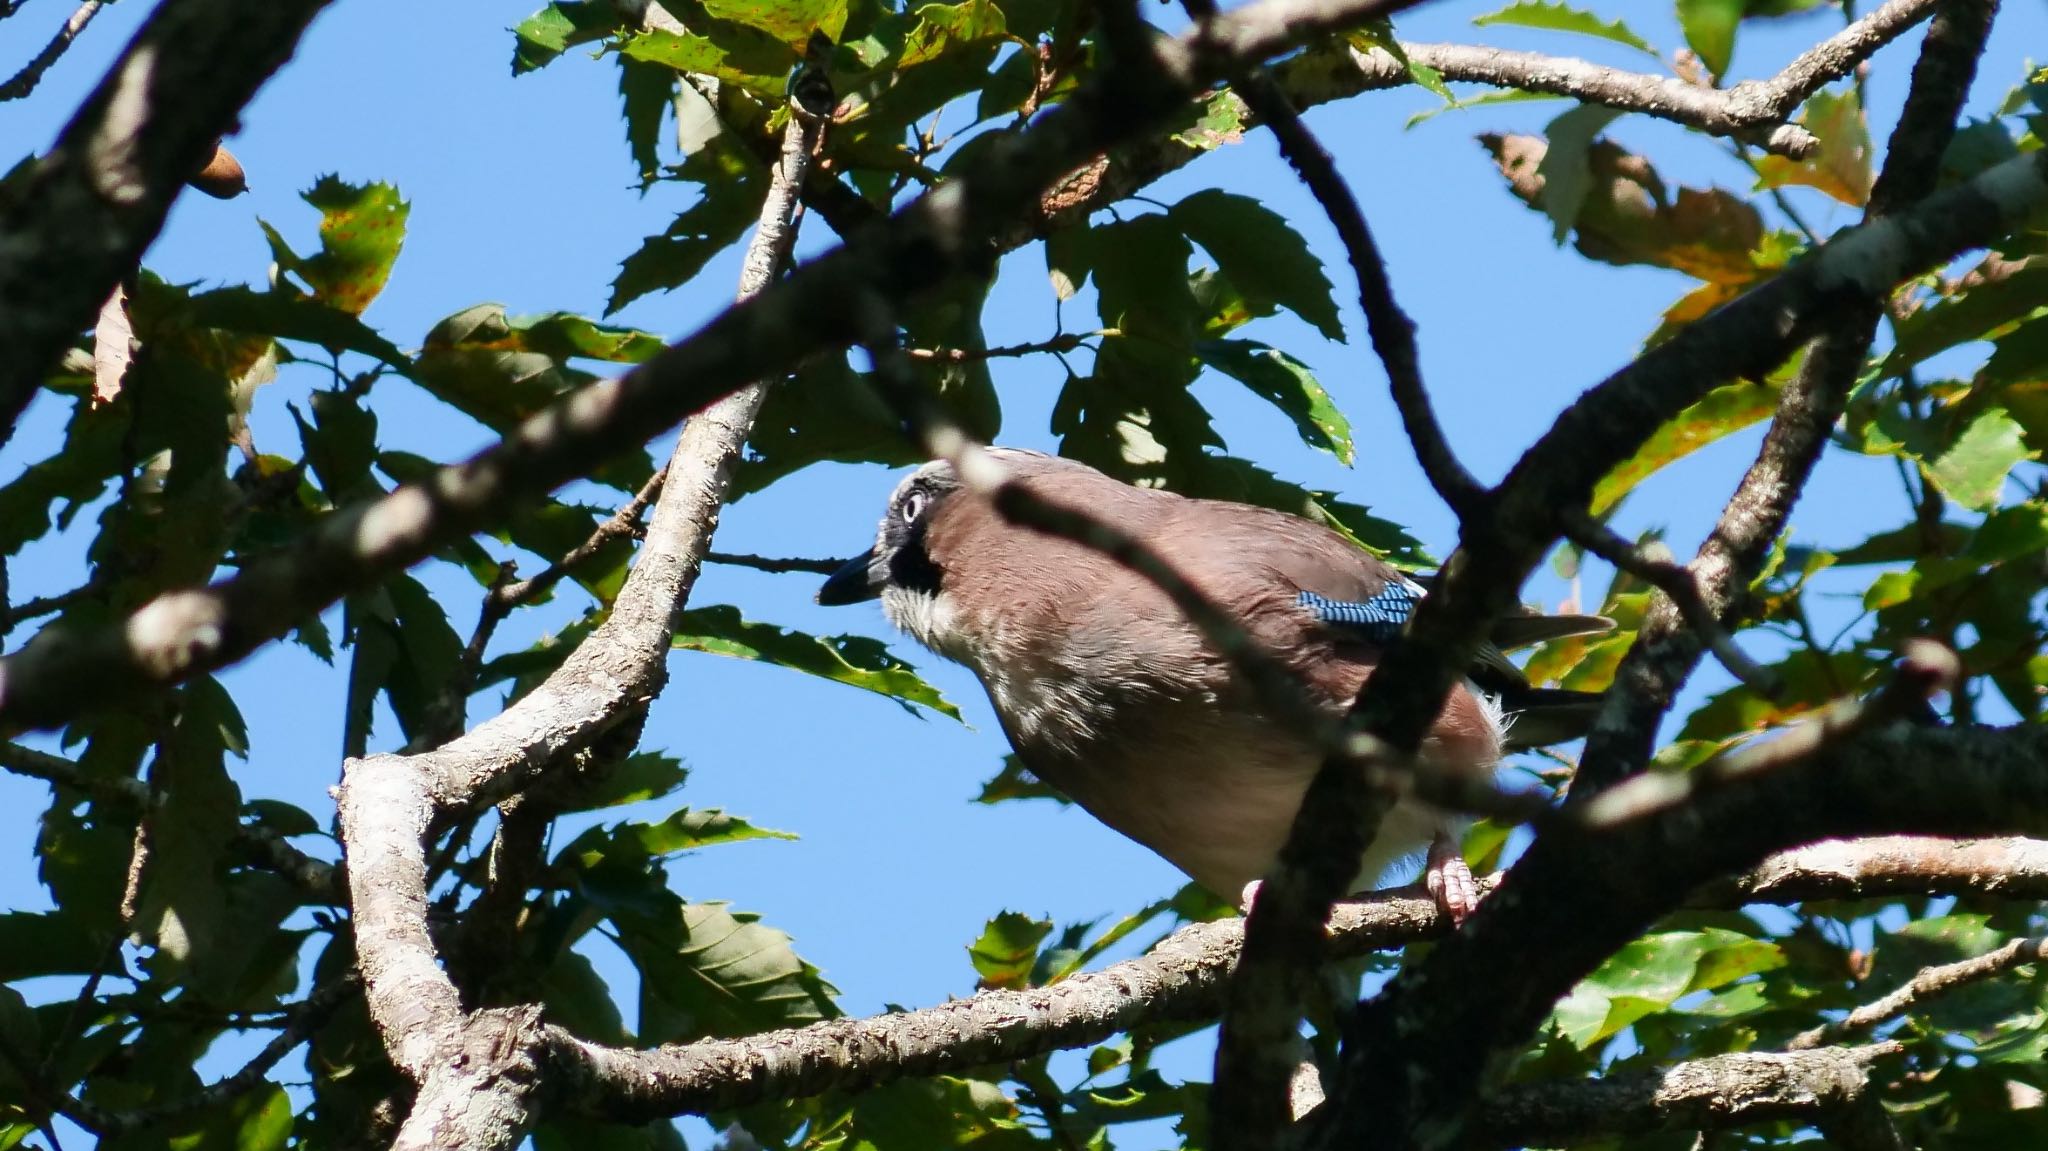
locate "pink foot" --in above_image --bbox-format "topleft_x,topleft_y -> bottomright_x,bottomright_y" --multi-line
1426,833 -> 1479,924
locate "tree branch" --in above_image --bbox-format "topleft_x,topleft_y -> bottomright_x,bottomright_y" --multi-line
0,0 -> 104,102
1221,9 -> 2025,1136
1476,1043 -> 1902,1147
0,0 -> 1438,734
1318,673 -> 2044,1149
339,107 -> 824,1151
1572,0 -> 1998,799
530,830 -> 2046,1131
1789,934 -> 2048,1051
0,0 -> 335,452
0,739 -> 343,902
1559,509 -> 1780,697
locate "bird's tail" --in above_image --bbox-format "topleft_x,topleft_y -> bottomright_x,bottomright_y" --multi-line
1497,686 -> 1605,751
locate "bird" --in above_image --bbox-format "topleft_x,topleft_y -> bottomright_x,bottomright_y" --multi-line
817,448 -> 1611,919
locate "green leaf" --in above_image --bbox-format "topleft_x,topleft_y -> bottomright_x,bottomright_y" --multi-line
1680,650 -> 1880,740
609,174 -> 770,312
1171,190 -> 1344,341
1985,314 -> 2048,387
1927,407 -> 2031,509
974,754 -> 1070,806
1546,929 -> 1784,1049
161,1083 -> 293,1151
614,898 -> 838,1040
702,0 -> 849,50
619,26 -> 796,98
1406,88 -> 1563,130
619,57 -> 675,186
1472,1 -> 1657,56
1536,103 -> 1625,243
1592,379 -> 1779,515
285,177 -> 410,317
1886,264 -> 2048,375
512,2 -> 621,74
1676,0 -> 1743,78
1192,339 -> 1354,463
188,287 -> 410,371
619,808 -> 799,855
672,605 -> 963,720
968,912 -> 1053,989
564,751 -> 690,811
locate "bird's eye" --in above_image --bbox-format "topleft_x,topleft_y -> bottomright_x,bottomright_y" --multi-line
898,490 -> 929,524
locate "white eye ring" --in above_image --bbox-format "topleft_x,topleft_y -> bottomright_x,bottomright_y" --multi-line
899,490 -> 929,524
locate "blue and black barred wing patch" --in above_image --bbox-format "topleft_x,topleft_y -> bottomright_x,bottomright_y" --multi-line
1298,584 -> 1422,645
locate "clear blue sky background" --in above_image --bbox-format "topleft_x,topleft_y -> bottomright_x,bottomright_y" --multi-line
1,1 -> 2042,1145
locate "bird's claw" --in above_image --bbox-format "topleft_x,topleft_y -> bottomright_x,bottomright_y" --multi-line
1426,834 -> 1480,924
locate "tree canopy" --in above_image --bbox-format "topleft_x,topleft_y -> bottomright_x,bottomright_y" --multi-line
2,0 -> 2047,1149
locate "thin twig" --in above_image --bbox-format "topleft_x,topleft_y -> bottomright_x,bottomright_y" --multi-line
902,331 -> 1102,364
704,551 -> 847,575
0,0 -> 103,102
1580,639 -> 1959,829
1560,509 -> 1782,698
1789,933 -> 2048,1050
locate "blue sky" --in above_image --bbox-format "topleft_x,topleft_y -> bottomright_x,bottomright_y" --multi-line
1,0 -> 2042,1144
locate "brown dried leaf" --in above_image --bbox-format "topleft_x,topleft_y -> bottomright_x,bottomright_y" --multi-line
1482,134 -> 1766,285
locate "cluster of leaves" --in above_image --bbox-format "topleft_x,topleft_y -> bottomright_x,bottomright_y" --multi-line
4,0 -> 2048,1149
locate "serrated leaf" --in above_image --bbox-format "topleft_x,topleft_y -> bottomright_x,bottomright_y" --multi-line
621,808 -> 798,856
288,177 -> 410,316
1472,1 -> 1657,56
673,605 -> 963,720
975,754 -> 1070,806
1928,407 -> 2031,509
1171,190 -> 1343,341
968,912 -> 1052,989
701,0 -> 848,50
614,898 -> 838,1040
566,751 -> 691,811
619,57 -> 675,186
619,26 -> 795,98
1591,379 -> 1779,515
513,2 -> 621,74
1192,339 -> 1354,463
609,174 -> 769,312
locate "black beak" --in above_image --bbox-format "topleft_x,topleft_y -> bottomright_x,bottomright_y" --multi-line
816,548 -> 886,605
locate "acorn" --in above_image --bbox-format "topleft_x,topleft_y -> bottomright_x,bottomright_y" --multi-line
189,140 -> 247,199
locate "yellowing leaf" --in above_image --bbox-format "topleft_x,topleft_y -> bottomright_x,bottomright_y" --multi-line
1754,88 -> 1873,207
1591,380 -> 1780,515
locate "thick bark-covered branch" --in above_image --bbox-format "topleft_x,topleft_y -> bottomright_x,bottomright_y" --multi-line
528,830 -> 2045,1126
1318,719 -> 2048,1150
0,0 -> 334,449
0,0 -> 1422,734
1477,1044 -> 1901,1146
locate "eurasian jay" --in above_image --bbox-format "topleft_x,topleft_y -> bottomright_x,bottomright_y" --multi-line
818,448 -> 1610,918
